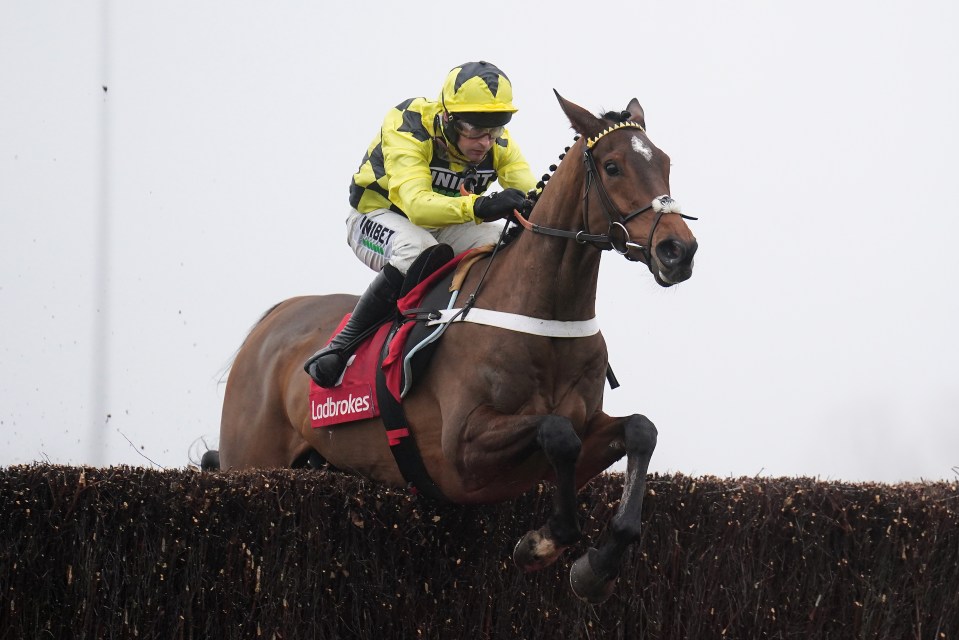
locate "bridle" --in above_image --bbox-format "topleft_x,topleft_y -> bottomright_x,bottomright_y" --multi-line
438,120 -> 696,345
512,121 -> 698,265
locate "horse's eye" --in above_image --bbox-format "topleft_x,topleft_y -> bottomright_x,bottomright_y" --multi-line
604,162 -> 620,176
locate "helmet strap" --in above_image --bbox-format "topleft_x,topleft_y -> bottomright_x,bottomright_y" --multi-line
438,111 -> 460,147
433,113 -> 477,166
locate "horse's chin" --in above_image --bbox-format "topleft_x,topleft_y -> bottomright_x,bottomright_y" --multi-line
654,271 -> 676,288
652,264 -> 693,288
627,253 -> 686,288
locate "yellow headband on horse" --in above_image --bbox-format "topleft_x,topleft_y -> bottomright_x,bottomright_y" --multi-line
585,121 -> 646,149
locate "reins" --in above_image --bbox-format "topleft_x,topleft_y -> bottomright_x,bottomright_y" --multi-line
438,189 -> 516,324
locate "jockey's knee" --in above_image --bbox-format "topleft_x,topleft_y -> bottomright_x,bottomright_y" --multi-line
388,238 -> 438,275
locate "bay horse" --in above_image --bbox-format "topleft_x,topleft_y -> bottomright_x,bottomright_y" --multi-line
209,92 -> 698,603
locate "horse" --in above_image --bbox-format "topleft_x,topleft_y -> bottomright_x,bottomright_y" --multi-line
207,91 -> 698,603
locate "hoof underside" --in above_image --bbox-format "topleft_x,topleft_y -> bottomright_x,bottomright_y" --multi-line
569,548 -> 618,604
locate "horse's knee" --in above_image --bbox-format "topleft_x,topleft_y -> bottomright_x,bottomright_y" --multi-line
625,415 -> 657,453
536,416 -> 581,463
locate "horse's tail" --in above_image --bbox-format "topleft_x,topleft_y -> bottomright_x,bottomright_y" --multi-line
200,449 -> 220,471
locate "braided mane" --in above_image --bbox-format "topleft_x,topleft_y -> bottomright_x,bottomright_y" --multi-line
503,107 -> 633,246
525,108 -> 631,206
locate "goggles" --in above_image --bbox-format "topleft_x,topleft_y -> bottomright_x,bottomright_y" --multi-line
451,117 -> 505,141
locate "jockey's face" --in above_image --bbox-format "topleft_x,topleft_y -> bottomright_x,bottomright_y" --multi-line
456,131 -> 495,163
446,114 -> 501,164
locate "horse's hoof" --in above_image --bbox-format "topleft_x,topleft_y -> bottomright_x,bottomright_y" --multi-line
200,450 -> 220,471
570,548 -> 617,604
513,528 -> 567,572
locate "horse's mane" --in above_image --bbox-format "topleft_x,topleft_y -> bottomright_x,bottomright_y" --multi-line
599,109 -> 632,123
525,107 -> 627,201
509,107 -> 627,247
505,109 -> 615,248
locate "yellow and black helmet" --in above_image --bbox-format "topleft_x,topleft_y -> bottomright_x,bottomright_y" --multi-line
439,61 -> 517,128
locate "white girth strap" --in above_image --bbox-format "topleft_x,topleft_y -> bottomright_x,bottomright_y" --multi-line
425,308 -> 600,338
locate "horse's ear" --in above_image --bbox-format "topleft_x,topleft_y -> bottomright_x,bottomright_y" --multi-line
553,89 -> 606,140
626,98 -> 646,129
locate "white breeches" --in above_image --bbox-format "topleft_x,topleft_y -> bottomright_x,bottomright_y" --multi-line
345,208 -> 505,275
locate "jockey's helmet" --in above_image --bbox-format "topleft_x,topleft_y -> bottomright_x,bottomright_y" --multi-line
439,61 -> 517,128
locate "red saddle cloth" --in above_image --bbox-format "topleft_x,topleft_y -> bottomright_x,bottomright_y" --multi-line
309,249 -> 472,429
308,317 -> 390,428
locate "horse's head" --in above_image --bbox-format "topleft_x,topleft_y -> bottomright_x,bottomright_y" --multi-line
554,92 -> 698,287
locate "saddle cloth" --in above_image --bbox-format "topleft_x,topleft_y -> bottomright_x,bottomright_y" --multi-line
308,317 -> 390,428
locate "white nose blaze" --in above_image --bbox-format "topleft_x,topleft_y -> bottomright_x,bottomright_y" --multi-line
631,135 -> 652,161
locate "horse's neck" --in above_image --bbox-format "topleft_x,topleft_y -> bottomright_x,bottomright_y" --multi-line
493,155 -> 602,320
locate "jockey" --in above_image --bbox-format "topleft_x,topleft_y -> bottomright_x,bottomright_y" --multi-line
305,61 -> 538,387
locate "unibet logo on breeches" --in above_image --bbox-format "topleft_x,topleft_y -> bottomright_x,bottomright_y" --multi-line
359,215 -> 397,256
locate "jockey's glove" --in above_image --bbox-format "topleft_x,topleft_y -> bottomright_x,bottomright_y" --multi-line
473,188 -> 528,222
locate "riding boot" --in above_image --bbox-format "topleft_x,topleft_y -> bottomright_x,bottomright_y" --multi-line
304,264 -> 404,388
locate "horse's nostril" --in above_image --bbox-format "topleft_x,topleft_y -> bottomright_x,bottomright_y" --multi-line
656,239 -> 687,266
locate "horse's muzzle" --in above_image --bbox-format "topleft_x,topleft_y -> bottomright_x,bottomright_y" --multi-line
653,237 -> 698,286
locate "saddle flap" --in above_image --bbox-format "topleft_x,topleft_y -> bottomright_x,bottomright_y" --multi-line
309,321 -> 391,428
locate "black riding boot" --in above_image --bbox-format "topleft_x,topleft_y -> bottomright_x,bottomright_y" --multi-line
304,265 -> 404,388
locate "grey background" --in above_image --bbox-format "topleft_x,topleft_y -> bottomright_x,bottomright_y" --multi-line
2,1 -> 956,482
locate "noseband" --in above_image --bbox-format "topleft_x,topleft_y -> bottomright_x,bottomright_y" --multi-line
513,121 -> 697,264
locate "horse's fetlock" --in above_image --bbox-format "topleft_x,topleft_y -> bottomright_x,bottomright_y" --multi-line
548,518 -> 583,546
611,520 -> 642,546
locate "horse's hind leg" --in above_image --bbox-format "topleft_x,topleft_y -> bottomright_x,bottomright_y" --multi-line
512,415 -> 583,572
570,413 -> 658,603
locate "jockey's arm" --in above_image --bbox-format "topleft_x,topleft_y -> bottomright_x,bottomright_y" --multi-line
382,127 -> 481,227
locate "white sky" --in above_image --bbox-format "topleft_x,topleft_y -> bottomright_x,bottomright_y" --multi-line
2,1 -> 957,483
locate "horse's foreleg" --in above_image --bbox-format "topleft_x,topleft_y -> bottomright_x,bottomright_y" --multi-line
570,413 -> 657,604
512,415 -> 583,572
